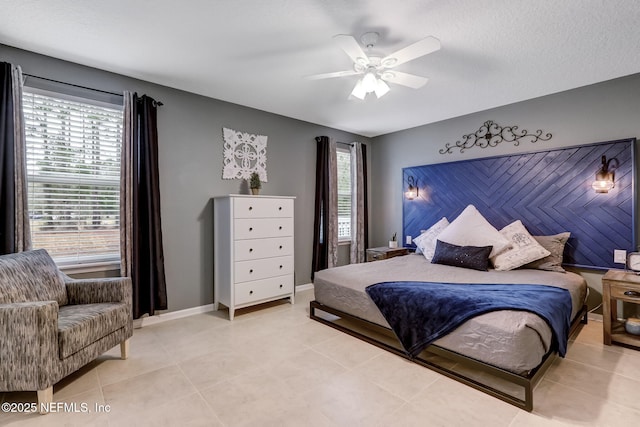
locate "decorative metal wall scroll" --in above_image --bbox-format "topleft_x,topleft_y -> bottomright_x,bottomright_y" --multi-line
439,120 -> 552,154
222,127 -> 268,181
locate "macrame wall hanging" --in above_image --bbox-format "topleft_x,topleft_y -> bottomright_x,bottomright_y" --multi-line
439,120 -> 552,154
222,127 -> 268,181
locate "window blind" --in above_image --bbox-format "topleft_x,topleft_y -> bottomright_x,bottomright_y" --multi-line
336,148 -> 351,240
23,90 -> 124,265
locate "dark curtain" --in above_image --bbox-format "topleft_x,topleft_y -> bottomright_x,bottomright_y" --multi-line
0,63 -> 16,255
128,94 -> 167,318
362,143 -> 369,250
311,136 -> 330,280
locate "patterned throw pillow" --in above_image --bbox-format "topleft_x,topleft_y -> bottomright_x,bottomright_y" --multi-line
431,240 -> 493,271
491,220 -> 551,271
413,217 -> 449,260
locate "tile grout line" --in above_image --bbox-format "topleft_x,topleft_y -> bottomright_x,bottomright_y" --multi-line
174,362 -> 228,427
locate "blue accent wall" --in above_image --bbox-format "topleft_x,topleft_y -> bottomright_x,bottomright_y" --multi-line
402,139 -> 636,270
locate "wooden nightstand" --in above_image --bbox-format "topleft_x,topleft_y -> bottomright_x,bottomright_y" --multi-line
602,269 -> 640,349
366,246 -> 410,262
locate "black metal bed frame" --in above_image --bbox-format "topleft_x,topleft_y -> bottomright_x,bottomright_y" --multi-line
310,300 -> 588,412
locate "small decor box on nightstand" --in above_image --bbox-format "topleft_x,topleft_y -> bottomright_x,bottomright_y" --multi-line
602,269 -> 640,350
366,246 -> 410,262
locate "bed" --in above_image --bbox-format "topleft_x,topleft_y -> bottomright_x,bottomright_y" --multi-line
313,254 -> 587,373
310,138 -> 636,411
311,255 -> 588,411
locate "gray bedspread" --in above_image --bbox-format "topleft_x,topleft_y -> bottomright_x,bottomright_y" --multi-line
313,254 -> 587,374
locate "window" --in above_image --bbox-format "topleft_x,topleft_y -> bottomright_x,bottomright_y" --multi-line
23,89 -> 124,267
336,147 -> 351,240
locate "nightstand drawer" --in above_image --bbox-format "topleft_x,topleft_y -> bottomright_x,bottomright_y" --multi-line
366,247 -> 410,262
609,283 -> 640,302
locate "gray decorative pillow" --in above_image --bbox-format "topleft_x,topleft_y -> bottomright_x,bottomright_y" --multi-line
521,232 -> 571,272
431,239 -> 493,271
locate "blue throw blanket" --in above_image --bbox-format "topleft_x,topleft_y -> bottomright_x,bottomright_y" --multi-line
365,282 -> 572,358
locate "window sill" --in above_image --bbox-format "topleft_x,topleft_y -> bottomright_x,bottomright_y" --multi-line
338,240 -> 351,246
59,260 -> 121,275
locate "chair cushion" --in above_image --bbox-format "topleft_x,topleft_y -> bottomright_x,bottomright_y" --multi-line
0,249 -> 67,306
58,303 -> 130,359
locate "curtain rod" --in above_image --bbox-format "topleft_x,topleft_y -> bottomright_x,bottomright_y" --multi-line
23,73 -> 164,106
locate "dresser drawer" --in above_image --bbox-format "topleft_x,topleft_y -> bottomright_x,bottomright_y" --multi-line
234,256 -> 294,283
234,218 -> 293,240
235,275 -> 294,305
234,197 -> 294,219
234,237 -> 293,261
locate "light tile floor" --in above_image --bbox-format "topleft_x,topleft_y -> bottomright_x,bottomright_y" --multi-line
2,289 -> 640,426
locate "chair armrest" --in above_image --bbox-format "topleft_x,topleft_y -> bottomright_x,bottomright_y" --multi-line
65,276 -> 132,305
0,301 -> 58,390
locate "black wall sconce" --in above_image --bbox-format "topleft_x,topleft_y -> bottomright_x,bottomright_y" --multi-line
592,155 -> 619,193
405,176 -> 418,200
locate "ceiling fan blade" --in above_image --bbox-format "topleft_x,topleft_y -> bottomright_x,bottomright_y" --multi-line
381,71 -> 429,89
333,34 -> 369,66
381,36 -> 441,68
305,70 -> 360,80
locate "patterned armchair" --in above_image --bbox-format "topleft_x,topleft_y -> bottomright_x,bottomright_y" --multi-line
0,249 -> 132,413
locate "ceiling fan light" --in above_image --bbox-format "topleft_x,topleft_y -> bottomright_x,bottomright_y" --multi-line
362,72 -> 377,92
351,79 -> 366,100
374,79 -> 390,98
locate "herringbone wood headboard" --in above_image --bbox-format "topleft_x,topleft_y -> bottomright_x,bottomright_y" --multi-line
402,138 -> 636,270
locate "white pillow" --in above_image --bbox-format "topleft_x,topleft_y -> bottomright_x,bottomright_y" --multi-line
437,205 -> 511,258
413,217 -> 449,260
491,220 -> 551,271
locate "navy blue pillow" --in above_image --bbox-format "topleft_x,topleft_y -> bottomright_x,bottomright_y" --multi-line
431,240 -> 493,271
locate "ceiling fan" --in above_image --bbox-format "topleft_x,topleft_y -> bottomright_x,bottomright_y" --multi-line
307,32 -> 441,100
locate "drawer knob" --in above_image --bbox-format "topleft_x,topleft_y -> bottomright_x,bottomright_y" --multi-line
278,206 -> 282,211
279,226 -> 283,230
279,284 -> 283,288
249,269 -> 253,273
249,206 -> 253,211
279,265 -> 283,269
279,245 -> 283,250
624,290 -> 640,298
249,248 -> 253,252
249,290 -> 253,295
249,227 -> 253,231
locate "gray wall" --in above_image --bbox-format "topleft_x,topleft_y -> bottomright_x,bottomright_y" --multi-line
5,42 -> 639,314
1,44 -> 370,313
370,73 -> 640,310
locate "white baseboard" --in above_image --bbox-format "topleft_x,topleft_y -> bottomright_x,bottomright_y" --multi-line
138,303 -> 215,328
296,283 -> 314,291
136,283 -> 314,328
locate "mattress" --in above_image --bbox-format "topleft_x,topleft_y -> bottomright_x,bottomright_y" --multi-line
313,254 -> 587,374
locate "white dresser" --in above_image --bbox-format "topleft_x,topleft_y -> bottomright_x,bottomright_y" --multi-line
213,195 -> 295,319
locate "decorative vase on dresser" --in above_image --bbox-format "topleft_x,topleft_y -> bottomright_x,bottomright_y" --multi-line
213,194 -> 295,320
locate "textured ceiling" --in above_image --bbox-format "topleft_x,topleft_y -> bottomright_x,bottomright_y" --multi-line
1,0 -> 639,137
